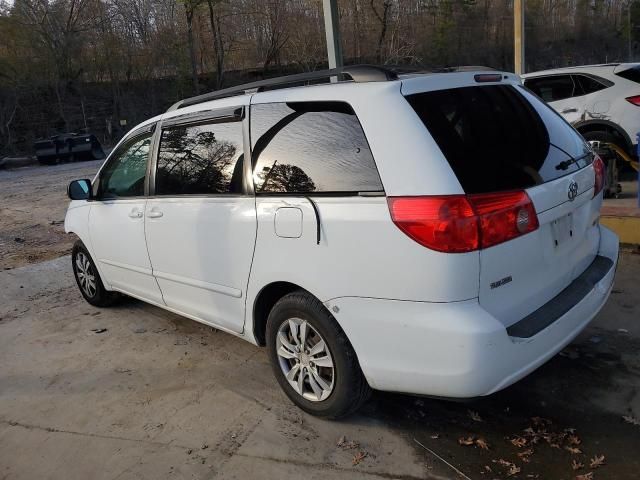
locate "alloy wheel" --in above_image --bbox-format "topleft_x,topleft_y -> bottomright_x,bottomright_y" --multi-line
276,317 -> 335,402
75,252 -> 97,298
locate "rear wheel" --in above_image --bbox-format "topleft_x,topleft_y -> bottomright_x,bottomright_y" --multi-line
266,291 -> 371,418
581,130 -> 623,198
72,241 -> 119,307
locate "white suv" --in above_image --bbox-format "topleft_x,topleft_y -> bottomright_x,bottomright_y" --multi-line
522,64 -> 640,157
65,66 -> 619,418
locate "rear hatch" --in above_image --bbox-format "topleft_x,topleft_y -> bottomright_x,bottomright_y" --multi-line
404,78 -> 602,328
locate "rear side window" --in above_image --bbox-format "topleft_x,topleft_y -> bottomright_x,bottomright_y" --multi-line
524,75 -> 575,102
156,121 -> 244,195
406,85 -> 589,194
573,74 -> 610,95
250,102 -> 383,194
615,66 -> 640,83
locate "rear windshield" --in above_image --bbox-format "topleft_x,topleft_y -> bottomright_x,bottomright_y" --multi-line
615,66 -> 640,83
406,84 -> 591,194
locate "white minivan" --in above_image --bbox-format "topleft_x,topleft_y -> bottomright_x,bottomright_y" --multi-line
65,66 -> 619,418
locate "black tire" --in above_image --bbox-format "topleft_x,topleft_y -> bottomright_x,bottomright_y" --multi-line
581,130 -> 625,151
71,240 -> 119,307
266,290 -> 371,419
581,130 -> 622,198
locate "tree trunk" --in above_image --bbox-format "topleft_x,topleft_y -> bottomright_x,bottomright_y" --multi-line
185,3 -> 200,95
206,0 -> 225,89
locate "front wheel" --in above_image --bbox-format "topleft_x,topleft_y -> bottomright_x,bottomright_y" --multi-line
266,291 -> 371,418
71,241 -> 119,307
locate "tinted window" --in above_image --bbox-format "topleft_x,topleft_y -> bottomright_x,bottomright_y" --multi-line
573,74 -> 608,95
156,121 -> 244,195
615,66 -> 640,83
525,75 -> 575,102
99,133 -> 151,198
251,102 -> 383,194
406,85 -> 590,194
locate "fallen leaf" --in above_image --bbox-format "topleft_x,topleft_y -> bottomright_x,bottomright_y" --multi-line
475,437 -> 490,450
458,436 -> 475,446
468,410 -> 483,422
337,436 -> 359,450
565,446 -> 583,454
352,451 -> 368,466
511,436 -> 528,448
590,454 -> 605,469
565,427 -> 577,434
572,459 -> 584,471
622,415 -> 640,426
531,416 -> 552,426
517,448 -> 534,463
484,465 -> 493,473
430,434 -> 440,439
495,459 -> 521,477
567,435 -> 582,446
576,473 -> 594,480
507,464 -> 521,477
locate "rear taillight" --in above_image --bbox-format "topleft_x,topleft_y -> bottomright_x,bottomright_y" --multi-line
593,154 -> 606,197
468,191 -> 539,249
388,191 -> 539,253
625,95 -> 640,106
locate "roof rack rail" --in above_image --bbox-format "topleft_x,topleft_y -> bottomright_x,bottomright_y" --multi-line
166,64 -> 398,112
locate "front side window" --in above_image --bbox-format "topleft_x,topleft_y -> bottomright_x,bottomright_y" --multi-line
251,102 -> 383,194
98,133 -> 151,198
525,75 -> 575,102
156,121 -> 244,195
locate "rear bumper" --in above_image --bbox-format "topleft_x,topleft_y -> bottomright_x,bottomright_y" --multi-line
327,225 -> 619,398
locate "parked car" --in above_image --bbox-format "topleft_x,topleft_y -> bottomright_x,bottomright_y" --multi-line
65,65 -> 619,418
522,63 -> 640,195
35,132 -> 105,165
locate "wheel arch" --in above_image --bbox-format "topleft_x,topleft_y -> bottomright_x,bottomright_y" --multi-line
251,281 -> 315,346
574,119 -> 633,154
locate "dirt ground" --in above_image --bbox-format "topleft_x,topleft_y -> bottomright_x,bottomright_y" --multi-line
0,160 -> 102,270
1,162 -> 639,480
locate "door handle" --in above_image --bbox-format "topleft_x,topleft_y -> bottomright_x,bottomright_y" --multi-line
128,208 -> 143,219
561,108 -> 578,114
147,209 -> 163,218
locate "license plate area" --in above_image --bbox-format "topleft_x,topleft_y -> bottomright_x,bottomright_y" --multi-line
551,212 -> 574,247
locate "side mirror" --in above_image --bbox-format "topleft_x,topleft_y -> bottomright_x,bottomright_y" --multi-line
68,179 -> 92,200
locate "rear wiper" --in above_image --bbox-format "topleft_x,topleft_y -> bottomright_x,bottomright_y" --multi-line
552,143 -> 587,171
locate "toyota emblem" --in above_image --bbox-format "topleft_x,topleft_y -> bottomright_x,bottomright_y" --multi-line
568,181 -> 579,201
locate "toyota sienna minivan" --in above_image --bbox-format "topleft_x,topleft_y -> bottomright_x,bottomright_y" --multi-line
65,65 -> 619,418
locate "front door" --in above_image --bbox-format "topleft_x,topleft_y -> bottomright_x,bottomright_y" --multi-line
89,129 -> 164,304
144,110 -> 256,334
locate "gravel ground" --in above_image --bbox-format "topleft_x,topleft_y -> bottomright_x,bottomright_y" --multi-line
0,160 -> 102,270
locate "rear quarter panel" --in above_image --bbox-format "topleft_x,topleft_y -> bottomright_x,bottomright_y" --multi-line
245,82 -> 481,327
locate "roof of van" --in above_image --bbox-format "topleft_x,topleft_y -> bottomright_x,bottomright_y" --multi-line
165,65 -> 504,113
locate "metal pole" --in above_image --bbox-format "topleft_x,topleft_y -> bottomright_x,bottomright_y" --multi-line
323,0 -> 343,72
629,2 -> 633,62
514,0 -> 525,75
